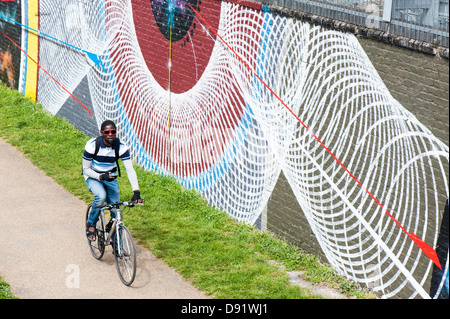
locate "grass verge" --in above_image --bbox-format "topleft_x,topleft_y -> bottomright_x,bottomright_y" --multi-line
0,83 -> 375,299
0,276 -> 18,299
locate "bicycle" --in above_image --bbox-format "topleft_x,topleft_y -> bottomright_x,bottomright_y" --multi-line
85,201 -> 141,286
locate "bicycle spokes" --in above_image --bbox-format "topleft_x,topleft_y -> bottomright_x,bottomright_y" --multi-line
114,225 -> 136,286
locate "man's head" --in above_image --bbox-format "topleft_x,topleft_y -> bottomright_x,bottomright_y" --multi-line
100,120 -> 117,147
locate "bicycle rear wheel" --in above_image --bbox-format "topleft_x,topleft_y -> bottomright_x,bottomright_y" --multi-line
113,224 -> 137,286
85,203 -> 105,260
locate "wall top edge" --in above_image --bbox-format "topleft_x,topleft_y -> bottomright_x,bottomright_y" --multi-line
223,0 -> 449,59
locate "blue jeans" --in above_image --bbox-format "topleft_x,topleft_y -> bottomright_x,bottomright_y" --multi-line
86,178 -> 120,227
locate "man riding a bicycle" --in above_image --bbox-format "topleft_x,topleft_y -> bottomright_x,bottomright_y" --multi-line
83,120 -> 144,241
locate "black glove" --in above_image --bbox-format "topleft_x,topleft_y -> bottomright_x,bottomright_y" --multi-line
100,172 -> 116,182
131,190 -> 143,203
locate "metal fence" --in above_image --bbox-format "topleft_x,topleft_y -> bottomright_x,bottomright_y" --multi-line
257,0 -> 449,47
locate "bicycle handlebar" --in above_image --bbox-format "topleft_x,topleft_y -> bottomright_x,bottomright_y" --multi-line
94,201 -> 143,209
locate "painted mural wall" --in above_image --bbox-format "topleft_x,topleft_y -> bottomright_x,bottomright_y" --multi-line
0,0 -> 448,299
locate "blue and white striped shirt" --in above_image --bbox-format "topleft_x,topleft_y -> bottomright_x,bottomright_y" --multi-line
83,137 -> 131,179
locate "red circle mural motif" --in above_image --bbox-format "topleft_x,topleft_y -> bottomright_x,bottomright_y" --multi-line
131,0 -> 221,93
107,0 -> 254,178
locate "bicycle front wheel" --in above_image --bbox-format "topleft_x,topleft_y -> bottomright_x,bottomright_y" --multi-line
113,224 -> 137,286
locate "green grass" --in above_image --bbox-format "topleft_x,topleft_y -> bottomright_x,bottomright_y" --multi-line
0,83 -> 375,299
0,276 -> 18,299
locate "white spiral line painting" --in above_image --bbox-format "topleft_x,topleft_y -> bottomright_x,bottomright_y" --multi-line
35,0 -> 448,298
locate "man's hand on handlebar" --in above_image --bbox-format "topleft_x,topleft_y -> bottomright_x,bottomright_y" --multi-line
131,190 -> 144,204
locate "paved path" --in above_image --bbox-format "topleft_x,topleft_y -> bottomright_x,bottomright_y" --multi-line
0,138 -> 209,299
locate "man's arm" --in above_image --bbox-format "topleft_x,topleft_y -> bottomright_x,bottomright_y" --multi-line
122,159 -> 143,202
83,158 -> 101,180
122,159 -> 140,192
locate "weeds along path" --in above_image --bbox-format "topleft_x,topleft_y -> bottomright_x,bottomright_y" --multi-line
0,138 -> 209,299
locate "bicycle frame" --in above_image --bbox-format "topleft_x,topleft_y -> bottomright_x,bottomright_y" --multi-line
100,208 -> 123,245
95,201 -> 137,244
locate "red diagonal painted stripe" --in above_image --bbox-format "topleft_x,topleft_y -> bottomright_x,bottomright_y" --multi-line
188,4 -> 442,270
2,31 -> 93,116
